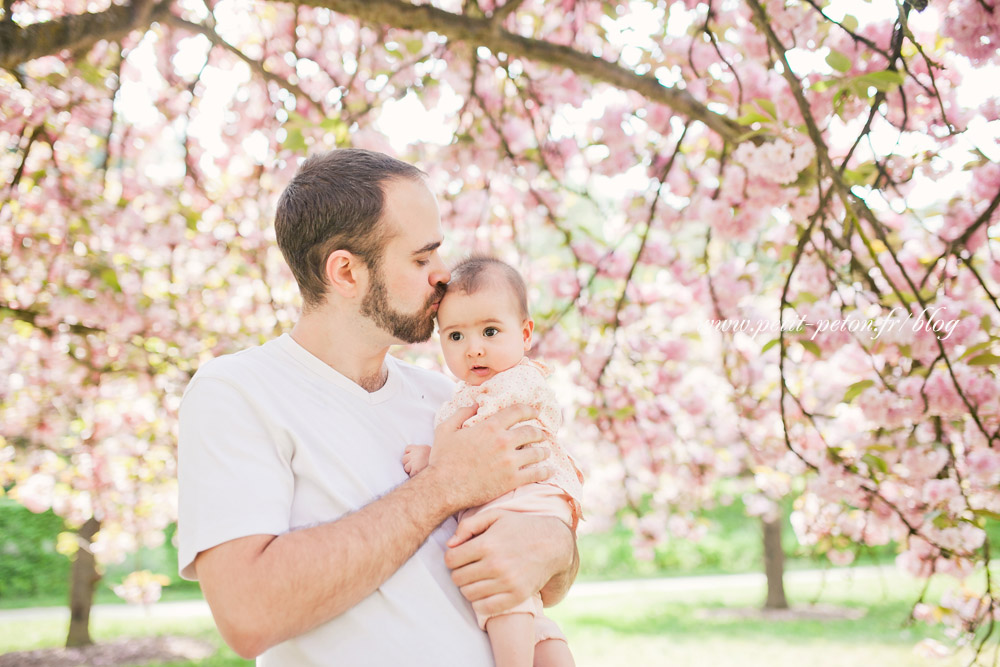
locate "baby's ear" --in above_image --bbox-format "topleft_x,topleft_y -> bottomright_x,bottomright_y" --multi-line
522,318 -> 534,351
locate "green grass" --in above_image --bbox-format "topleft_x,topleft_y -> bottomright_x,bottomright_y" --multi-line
549,571 -> 975,667
0,569 -> 984,667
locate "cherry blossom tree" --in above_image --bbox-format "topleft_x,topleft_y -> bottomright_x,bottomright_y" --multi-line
2,0 -> 998,654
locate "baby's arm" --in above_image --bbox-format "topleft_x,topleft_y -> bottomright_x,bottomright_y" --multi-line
402,445 -> 432,477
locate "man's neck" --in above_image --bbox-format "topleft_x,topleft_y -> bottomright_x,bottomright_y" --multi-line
290,307 -> 392,391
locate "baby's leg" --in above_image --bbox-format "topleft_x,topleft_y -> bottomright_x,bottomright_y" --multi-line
485,612 -> 535,667
534,638 -> 575,667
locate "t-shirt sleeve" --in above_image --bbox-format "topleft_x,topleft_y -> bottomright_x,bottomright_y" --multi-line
177,374 -> 294,580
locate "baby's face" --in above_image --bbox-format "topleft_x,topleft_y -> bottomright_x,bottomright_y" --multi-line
437,284 -> 533,386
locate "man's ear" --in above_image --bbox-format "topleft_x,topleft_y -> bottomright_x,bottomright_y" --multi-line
325,249 -> 366,298
522,318 -> 535,351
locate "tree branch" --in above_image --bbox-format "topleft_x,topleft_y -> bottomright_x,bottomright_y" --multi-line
2,0 -> 745,142
489,0 -> 525,25
164,14 -> 323,113
1,303 -> 104,337
293,0 -> 745,142
0,0 -> 170,71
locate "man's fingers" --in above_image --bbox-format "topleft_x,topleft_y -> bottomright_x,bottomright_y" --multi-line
518,466 -> 553,487
441,405 -> 478,431
514,441 -> 549,466
489,404 -> 539,431
456,577 -> 499,602
448,519 -> 482,549
471,592 -> 520,618
449,557 -> 487,588
509,425 -> 546,449
447,509 -> 503,550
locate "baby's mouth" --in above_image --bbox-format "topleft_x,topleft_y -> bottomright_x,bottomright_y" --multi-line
470,366 -> 491,375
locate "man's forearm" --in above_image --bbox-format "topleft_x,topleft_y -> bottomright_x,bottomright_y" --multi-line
196,469 -> 460,659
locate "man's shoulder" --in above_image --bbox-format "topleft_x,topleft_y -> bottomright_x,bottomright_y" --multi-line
186,338 -> 286,390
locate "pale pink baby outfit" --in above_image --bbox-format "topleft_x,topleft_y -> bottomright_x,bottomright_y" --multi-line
435,358 -> 584,641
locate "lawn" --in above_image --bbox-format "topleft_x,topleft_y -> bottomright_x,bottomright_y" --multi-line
550,569 -> 968,667
0,567 -> 984,667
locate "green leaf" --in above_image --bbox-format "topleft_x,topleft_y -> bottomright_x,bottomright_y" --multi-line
843,379 -> 875,403
862,453 -> 888,474
959,340 -> 996,361
843,161 -> 879,187
403,38 -> 425,55
973,509 -> 1000,522
800,340 -> 822,358
282,128 -> 308,153
761,337 -> 781,353
755,98 -> 778,119
811,78 -> 836,93
853,70 -> 906,93
841,14 -> 859,32
826,50 -> 852,73
736,111 -> 772,126
320,116 -> 346,131
100,268 -> 122,293
968,353 -> 1000,366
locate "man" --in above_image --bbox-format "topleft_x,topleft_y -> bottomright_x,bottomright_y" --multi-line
177,148 -> 578,665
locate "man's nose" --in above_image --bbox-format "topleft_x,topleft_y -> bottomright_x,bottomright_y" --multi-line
429,256 -> 451,286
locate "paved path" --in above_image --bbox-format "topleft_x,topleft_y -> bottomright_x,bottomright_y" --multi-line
0,565 -> 890,623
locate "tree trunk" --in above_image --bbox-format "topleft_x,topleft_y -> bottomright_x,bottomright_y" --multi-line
762,516 -> 788,609
65,517 -> 101,648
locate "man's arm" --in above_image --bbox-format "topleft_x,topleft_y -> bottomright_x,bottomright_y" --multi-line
444,510 -> 579,617
194,404 -> 550,659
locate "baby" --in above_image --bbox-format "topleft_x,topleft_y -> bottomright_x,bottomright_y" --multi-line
403,255 -> 583,667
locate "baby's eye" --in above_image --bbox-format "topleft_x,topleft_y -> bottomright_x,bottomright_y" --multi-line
483,327 -> 500,337
448,331 -> 463,342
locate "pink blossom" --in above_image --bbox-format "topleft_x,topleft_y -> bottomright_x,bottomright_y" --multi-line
941,0 -> 1000,65
827,549 -> 855,567
922,478 -> 963,510
13,474 -> 55,514
733,138 -> 815,185
914,638 -> 951,658
966,448 -> 1000,486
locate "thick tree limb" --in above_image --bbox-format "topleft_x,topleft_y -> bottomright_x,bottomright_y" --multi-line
1,0 -> 743,141
1,303 -> 104,336
296,0 -> 743,142
0,0 -> 169,71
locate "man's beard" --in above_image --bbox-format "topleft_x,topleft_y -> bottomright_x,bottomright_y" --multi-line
361,265 -> 445,344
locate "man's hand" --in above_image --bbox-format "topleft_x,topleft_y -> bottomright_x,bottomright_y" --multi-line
426,405 -> 551,513
402,445 -> 431,476
444,510 -> 577,617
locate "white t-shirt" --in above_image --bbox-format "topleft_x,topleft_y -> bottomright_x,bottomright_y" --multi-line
177,334 -> 494,666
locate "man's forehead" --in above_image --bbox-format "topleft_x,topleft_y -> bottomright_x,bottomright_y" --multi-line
381,220 -> 443,253
380,177 -> 444,249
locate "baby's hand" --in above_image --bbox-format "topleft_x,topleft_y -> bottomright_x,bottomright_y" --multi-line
403,445 -> 432,477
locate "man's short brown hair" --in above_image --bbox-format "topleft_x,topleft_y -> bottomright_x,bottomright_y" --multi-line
274,149 -> 425,309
